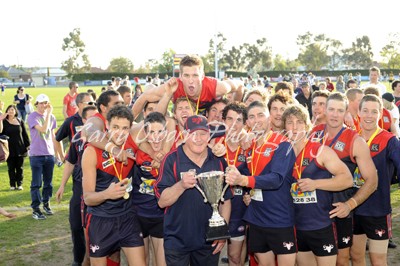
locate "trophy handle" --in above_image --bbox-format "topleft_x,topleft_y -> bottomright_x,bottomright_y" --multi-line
220,183 -> 229,202
195,184 -> 208,203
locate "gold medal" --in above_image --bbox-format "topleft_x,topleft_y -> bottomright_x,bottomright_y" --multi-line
123,192 -> 130,199
250,189 -> 255,197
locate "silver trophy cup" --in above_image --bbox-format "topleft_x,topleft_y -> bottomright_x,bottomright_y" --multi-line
194,170 -> 231,241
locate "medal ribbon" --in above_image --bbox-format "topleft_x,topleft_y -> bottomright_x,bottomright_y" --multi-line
251,131 -> 273,176
224,140 -> 241,167
294,141 -> 308,180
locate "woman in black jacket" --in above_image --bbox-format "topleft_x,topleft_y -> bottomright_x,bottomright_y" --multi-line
0,105 -> 30,190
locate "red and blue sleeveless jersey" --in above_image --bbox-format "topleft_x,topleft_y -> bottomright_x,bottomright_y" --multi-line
87,135 -> 137,218
380,108 -> 392,131
172,76 -> 218,114
311,124 -> 358,203
132,149 -> 164,218
291,141 -> 334,231
354,130 -> 400,217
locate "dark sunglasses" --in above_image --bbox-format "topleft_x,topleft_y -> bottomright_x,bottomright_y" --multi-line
83,101 -> 96,106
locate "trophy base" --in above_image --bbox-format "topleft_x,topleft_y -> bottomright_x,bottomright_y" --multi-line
206,223 -> 231,242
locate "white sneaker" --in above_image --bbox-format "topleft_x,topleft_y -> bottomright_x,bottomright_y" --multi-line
17,186 -> 23,190
10,187 -> 16,191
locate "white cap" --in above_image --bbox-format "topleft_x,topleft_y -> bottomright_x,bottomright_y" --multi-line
36,94 -> 50,103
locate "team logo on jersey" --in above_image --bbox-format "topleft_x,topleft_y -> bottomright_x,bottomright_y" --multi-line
238,226 -> 245,232
283,242 -> 294,250
371,144 -> 379,152
139,177 -> 155,195
102,151 -> 109,159
302,158 -> 310,166
383,116 -> 390,123
90,244 -> 100,253
263,148 -> 272,157
140,161 -> 152,172
323,244 -> 334,253
102,157 -> 115,169
238,154 -> 246,162
334,141 -> 345,152
75,125 -> 83,132
126,148 -> 135,158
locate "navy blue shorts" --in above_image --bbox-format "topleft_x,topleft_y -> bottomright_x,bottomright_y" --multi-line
229,219 -> 246,238
353,214 -> 391,240
297,224 -> 338,256
334,216 -> 353,249
137,216 -> 164,238
86,212 -> 144,257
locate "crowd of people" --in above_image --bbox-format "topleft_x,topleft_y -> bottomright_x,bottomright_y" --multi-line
1,56 -> 400,266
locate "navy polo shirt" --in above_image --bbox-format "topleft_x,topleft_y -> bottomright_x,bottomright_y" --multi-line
65,131 -> 85,182
155,145 -> 232,252
56,112 -> 83,142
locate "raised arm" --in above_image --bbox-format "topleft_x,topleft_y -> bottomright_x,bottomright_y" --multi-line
217,79 -> 244,102
132,84 -> 167,119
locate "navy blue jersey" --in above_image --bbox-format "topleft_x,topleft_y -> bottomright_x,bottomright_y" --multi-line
355,131 -> 400,217
132,149 -> 164,218
155,145 -> 232,252
291,141 -> 334,231
66,131 -> 85,182
87,136 -> 136,218
55,112 -> 83,142
239,132 -> 296,228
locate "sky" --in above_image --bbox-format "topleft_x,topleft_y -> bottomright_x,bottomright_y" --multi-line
2,0 -> 399,69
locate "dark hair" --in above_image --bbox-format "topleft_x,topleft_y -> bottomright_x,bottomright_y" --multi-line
222,102 -> 248,123
87,89 -> 97,101
76,92 -> 90,105
143,112 -> 166,132
16,86 -> 24,94
267,91 -> 293,111
360,94 -> 382,110
327,92 -> 348,109
205,98 -> 229,114
346,79 -> 357,89
172,97 -> 196,114
69,81 -> 78,90
247,100 -> 267,113
274,81 -> 294,96
106,105 -> 134,124
5,105 -> 18,120
96,90 -> 120,113
117,85 -> 132,96
144,101 -> 159,112
363,87 -> 380,97
311,90 -> 330,102
82,105 -> 97,120
179,54 -> 204,72
392,80 -> 400,91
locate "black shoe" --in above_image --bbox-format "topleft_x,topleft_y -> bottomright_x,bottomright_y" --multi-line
32,209 -> 46,220
388,238 -> 397,249
71,262 -> 82,266
43,203 -> 54,215
220,256 -> 229,263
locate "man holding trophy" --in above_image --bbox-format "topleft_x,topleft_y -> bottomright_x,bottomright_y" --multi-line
155,115 -> 232,266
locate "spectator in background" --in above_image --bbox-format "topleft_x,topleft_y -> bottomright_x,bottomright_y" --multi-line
132,84 -> 143,104
122,75 -> 132,88
117,85 -> 133,108
114,77 -> 122,89
382,92 -> 400,137
0,105 -> 30,190
1,83 -> 6,95
13,86 -> 33,122
28,94 -> 57,220
336,75 -> 345,93
361,66 -> 387,95
63,81 -> 79,119
319,81 -> 327,91
346,79 -> 359,90
312,79 -> 319,92
296,82 -> 313,118
153,73 -> 161,86
87,89 -> 97,101
392,80 -> 400,104
325,77 -> 335,92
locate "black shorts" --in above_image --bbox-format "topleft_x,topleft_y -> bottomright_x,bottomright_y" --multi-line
297,224 -> 338,256
334,217 -> 353,249
86,212 -> 144,257
137,216 -> 164,238
229,219 -> 246,238
353,214 -> 391,240
164,247 -> 219,266
248,224 -> 297,254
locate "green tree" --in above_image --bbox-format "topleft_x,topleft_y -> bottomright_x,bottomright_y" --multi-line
156,49 -> 175,73
61,28 -> 91,76
206,32 -> 228,71
380,33 -> 400,69
224,46 -> 245,71
241,38 -> 273,71
342,36 -> 373,69
107,57 -> 134,73
296,32 -> 335,70
0,70 -> 9,78
272,54 -> 287,71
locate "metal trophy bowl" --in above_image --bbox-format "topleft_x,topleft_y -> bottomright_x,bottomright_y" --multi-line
195,170 -> 231,242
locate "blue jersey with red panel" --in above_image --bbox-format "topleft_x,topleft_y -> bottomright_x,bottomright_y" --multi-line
65,131 -> 85,182
55,112 -> 83,142
291,141 -> 334,231
311,124 -> 357,203
87,135 -> 137,218
132,149 -> 164,218
354,130 -> 400,217
154,145 -> 232,251
238,132 -> 296,228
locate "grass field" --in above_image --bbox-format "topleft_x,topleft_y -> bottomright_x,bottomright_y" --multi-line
0,84 -> 399,265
